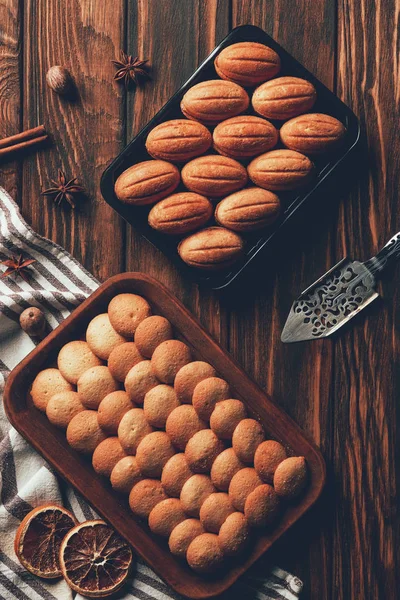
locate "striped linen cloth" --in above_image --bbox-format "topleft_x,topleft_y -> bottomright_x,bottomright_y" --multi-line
0,185 -> 303,600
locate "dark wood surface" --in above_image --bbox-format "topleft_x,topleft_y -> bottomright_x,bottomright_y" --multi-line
0,1 -> 398,598
4,273 -> 325,598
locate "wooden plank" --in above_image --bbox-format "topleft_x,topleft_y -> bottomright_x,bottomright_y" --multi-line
229,2 -> 336,598
333,1 -> 399,598
124,0 -> 230,343
19,0 -> 126,280
0,0 -> 22,201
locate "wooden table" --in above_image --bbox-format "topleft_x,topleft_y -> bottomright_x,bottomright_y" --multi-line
0,1 -> 397,598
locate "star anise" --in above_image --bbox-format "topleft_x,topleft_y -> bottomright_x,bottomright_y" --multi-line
1,254 -> 36,282
112,50 -> 150,88
42,170 -> 85,208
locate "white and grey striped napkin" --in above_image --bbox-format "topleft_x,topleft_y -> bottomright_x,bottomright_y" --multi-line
0,185 -> 303,600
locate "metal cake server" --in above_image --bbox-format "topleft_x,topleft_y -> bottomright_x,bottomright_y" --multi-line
281,231 -> 400,343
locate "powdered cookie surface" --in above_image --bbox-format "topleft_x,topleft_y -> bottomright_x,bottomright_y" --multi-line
134,315 -> 173,358
143,385 -> 180,428
66,410 -> 107,454
108,342 -> 143,382
180,474 -> 216,517
148,498 -> 186,537
108,293 -> 152,337
46,391 -> 84,429
169,519 -> 205,558
86,313 -> 126,360
151,340 -> 192,384
118,408 -> 153,454
111,456 -> 142,494
210,399 -> 247,439
166,405 -> 206,450
192,377 -> 230,421
124,361 -> 158,404
136,431 -> 175,478
174,361 -> 216,404
161,453 -> 193,497
129,479 -> 167,519
92,437 -> 127,477
58,341 -> 102,384
31,368 -> 74,412
77,366 -> 119,409
232,418 -> 265,463
97,391 -> 133,434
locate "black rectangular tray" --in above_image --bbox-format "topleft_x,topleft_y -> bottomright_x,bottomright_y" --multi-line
101,24 -> 360,290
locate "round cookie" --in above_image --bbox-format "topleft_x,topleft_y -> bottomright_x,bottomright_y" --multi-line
31,368 -> 74,412
108,293 -> 152,337
129,479 -> 167,519
58,341 -> 102,385
174,361 -> 216,404
118,408 -> 153,454
86,313 -> 126,360
111,456 -> 142,494
151,340 -> 192,384
143,385 -> 180,428
134,315 -> 173,358
180,474 -> 216,517
232,418 -> 265,464
210,447 -> 245,492
210,399 -> 247,439
254,440 -> 287,483
148,498 -> 186,537
186,533 -> 224,574
124,361 -> 158,404
244,483 -> 280,527
135,431 -> 175,478
161,453 -> 193,497
199,493 -> 235,533
66,410 -> 107,454
228,467 -> 263,512
97,391 -> 133,434
169,519 -> 205,559
92,437 -> 127,478
185,429 -> 224,473
77,366 -> 119,409
192,377 -> 231,421
166,405 -> 206,450
273,456 -> 308,499
108,342 -> 144,382
219,512 -> 249,556
46,391 -> 84,429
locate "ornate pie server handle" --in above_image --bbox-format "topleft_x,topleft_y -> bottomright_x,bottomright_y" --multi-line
364,231 -> 400,275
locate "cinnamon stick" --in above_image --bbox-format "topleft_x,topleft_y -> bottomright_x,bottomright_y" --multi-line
0,125 -> 48,160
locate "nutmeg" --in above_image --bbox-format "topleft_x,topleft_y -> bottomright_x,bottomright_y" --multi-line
19,307 -> 46,338
215,187 -> 280,232
214,42 -> 280,86
248,149 -> 315,191
181,155 -> 247,197
114,160 -> 180,205
145,119 -> 212,162
213,115 -> 278,159
46,66 -> 74,96
148,193 -> 213,235
180,80 -> 249,125
252,76 -> 317,120
178,227 -> 244,270
280,113 -> 346,155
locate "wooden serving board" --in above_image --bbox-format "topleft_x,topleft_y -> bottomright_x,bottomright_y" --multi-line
3,273 -> 325,599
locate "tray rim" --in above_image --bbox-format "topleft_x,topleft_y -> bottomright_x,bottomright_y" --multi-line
3,272 -> 326,598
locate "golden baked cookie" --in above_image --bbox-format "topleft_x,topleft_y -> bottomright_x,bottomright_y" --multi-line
124,360 -> 159,404
143,385 -> 180,428
151,340 -> 192,384
118,408 -> 153,454
273,456 -> 308,499
254,440 -> 287,483
218,512 -> 249,556
185,429 -> 224,473
192,377 -> 231,421
57,341 -> 102,385
108,293 -> 152,337
92,437 -> 127,478
186,533 -> 224,573
244,483 -> 280,527
214,42 -> 281,86
166,405 -> 206,450
148,498 -> 186,538
180,474 -> 216,517
97,391 -> 133,434
110,456 -> 142,494
86,313 -> 126,360
169,519 -> 205,559
129,479 -> 167,519
210,399 -> 247,439
31,368 -> 74,412
66,410 -> 107,454
134,315 -> 173,358
46,391 -> 84,429
161,453 -> 193,497
77,366 -> 119,409
174,361 -> 216,404
199,492 -> 235,533
135,431 -> 175,478
228,467 -> 263,512
108,342 -> 144,382
210,447 -> 245,492
232,418 -> 265,463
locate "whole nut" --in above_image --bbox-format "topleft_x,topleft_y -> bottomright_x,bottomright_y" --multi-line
214,42 -> 281,86
114,160 -> 180,205
215,187 -> 280,232
252,76 -> 317,120
213,115 -> 278,159
280,113 -> 346,155
19,307 -> 46,337
145,119 -> 212,162
148,192 -> 213,235
46,66 -> 74,96
180,80 -> 249,125
248,149 -> 315,191
181,155 -> 247,197
178,227 -> 244,270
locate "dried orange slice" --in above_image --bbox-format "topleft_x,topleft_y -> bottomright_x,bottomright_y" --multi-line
14,504 -> 77,578
60,520 -> 133,597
